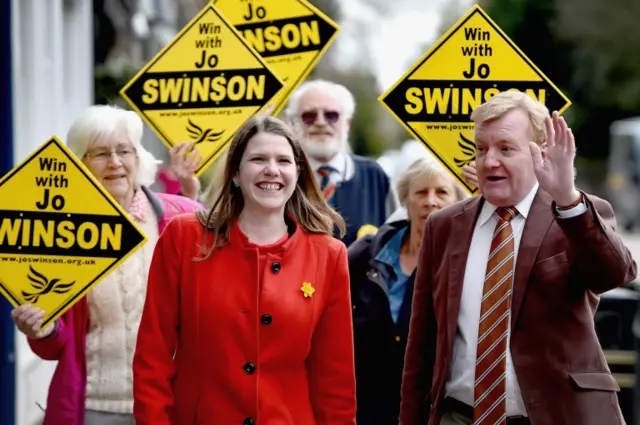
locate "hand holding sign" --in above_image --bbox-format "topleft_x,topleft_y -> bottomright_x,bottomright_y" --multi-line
0,137 -> 147,327
462,162 -> 478,187
11,304 -> 55,339
169,142 -> 202,200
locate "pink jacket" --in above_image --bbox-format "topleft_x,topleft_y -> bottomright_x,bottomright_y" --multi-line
27,190 -> 201,425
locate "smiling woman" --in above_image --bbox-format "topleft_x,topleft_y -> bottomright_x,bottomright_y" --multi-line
9,104 -> 202,425
235,131 -> 298,216
66,105 -> 159,210
197,115 -> 345,250
132,116 -> 358,425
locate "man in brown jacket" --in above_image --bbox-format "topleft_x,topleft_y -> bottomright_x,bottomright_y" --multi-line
400,91 -> 637,425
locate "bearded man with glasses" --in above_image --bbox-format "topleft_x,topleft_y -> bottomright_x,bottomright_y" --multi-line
285,79 -> 400,247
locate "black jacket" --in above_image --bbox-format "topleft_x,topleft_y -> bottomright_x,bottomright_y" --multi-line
347,220 -> 416,425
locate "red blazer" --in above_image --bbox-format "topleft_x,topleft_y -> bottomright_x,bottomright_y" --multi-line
400,190 -> 637,425
133,214 -> 357,425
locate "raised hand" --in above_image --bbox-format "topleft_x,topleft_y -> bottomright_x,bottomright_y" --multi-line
462,161 -> 478,187
529,111 -> 581,207
169,142 -> 202,200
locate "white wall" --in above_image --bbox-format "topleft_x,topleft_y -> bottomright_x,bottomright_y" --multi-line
11,0 -> 93,424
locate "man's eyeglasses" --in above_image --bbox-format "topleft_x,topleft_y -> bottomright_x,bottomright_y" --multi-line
300,110 -> 340,125
84,147 -> 137,163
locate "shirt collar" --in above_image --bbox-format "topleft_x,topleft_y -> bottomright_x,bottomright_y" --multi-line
307,151 -> 355,182
128,189 -> 149,223
375,226 -> 409,267
477,182 -> 539,227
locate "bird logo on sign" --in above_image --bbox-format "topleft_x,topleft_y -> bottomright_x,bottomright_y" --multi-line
453,132 -> 476,168
186,119 -> 225,144
22,266 -> 75,304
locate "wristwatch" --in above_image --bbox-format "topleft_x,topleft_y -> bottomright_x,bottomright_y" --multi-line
556,194 -> 584,211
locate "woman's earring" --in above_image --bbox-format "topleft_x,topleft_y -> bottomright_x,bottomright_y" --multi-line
232,178 -> 239,187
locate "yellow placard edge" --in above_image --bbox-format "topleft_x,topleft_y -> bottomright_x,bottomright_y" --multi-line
0,136 -> 149,327
377,4 -> 572,196
119,2 -> 286,177
211,0 -> 341,116
473,5 -> 571,113
268,0 -> 341,116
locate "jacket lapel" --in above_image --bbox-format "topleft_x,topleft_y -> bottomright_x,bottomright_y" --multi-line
510,189 -> 554,330
447,197 -> 483,349
397,272 -> 416,335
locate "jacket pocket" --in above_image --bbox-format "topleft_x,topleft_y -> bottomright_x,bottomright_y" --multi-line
533,251 -> 569,273
531,251 -> 570,283
569,372 -> 621,392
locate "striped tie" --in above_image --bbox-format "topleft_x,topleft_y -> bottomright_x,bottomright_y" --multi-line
473,206 -> 518,425
317,165 -> 336,203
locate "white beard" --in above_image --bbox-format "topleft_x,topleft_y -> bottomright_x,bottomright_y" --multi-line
300,127 -> 349,161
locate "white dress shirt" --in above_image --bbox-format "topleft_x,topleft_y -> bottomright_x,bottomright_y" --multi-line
307,151 -> 400,217
307,151 -> 354,185
444,183 -> 587,416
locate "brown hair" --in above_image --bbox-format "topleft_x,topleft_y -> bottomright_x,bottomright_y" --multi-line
470,91 -> 550,146
194,115 -> 345,260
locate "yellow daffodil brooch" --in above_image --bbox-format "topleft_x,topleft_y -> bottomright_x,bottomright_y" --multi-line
301,281 -> 315,298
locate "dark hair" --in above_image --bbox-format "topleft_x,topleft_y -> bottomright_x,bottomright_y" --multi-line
195,115 -> 345,260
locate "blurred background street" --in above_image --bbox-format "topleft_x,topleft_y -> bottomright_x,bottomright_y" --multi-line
2,0 -> 640,424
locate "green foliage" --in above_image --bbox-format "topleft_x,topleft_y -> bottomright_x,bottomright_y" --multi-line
484,0 -> 605,157
483,0 -> 528,36
94,65 -> 138,106
349,76 -> 388,157
486,0 -> 575,99
482,0 -> 640,197
555,0 -> 640,112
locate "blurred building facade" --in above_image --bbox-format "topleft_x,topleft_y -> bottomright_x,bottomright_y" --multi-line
4,1 -> 93,424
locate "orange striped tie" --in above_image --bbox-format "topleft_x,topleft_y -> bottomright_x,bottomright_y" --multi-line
317,166 -> 336,203
473,206 -> 518,425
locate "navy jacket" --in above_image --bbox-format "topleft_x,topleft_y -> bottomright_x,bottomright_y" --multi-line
348,220 -> 416,425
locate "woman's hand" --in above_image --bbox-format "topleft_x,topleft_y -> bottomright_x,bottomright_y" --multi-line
462,162 -> 478,187
11,305 -> 55,339
169,142 -> 202,200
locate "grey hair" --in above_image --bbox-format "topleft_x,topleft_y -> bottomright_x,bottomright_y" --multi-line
65,104 -> 161,188
396,157 -> 469,206
284,79 -> 356,121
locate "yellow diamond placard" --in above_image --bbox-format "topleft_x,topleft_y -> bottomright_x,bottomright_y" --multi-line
0,137 -> 147,327
379,5 -> 571,195
213,0 -> 340,116
120,3 -> 285,177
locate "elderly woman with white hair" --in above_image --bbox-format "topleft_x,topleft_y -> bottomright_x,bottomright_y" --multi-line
10,104 -> 202,425
347,157 -> 467,425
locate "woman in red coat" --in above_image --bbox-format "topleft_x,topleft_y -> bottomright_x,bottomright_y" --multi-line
133,115 -> 357,425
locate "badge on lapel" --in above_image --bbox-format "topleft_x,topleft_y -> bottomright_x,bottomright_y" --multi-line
301,281 -> 315,298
